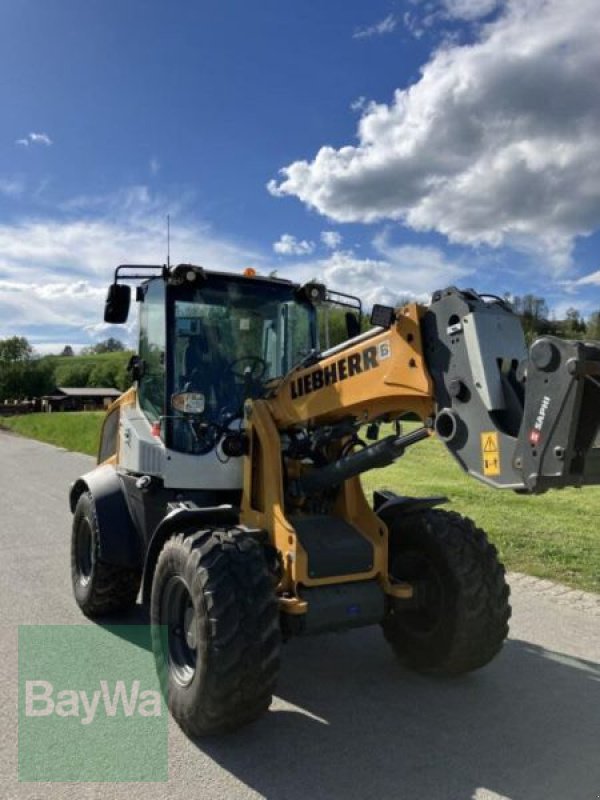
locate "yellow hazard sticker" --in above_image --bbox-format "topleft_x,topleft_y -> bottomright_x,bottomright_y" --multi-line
481,432 -> 501,476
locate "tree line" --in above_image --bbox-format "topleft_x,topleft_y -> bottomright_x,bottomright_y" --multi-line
509,295 -> 599,344
0,337 -> 131,403
1,294 -> 599,402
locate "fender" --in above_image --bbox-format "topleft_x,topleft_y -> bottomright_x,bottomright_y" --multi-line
373,490 -> 448,527
69,465 -> 142,569
141,504 -> 240,604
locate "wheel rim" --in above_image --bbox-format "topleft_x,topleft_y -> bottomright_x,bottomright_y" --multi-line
161,576 -> 198,687
390,549 -> 445,636
75,518 -> 93,586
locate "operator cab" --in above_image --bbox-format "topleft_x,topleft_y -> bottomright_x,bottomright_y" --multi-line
102,263 -> 362,491
165,269 -> 317,454
106,264 -> 318,463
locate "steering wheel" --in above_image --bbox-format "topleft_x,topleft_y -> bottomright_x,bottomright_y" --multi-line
227,355 -> 267,381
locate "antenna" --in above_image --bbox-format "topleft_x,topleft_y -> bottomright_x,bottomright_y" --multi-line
167,214 -> 171,268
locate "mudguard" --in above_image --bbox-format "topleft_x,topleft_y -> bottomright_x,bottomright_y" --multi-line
69,465 -> 142,569
141,503 -> 240,604
373,490 -> 448,526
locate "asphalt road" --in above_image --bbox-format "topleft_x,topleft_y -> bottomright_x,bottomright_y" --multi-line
1,429 -> 599,800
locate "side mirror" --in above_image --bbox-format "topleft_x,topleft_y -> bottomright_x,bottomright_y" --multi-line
104,283 -> 131,324
345,312 -> 361,340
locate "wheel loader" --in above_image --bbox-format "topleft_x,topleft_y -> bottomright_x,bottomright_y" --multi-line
69,263 -> 600,736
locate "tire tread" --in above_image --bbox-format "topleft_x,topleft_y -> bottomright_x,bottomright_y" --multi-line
383,509 -> 511,675
151,527 -> 281,736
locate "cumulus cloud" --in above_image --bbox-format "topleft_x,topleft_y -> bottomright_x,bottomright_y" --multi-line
353,14 -> 397,39
270,0 -> 600,271
289,237 -> 470,307
16,132 -> 53,147
0,187 -> 265,347
321,231 -> 343,249
273,233 -> 315,256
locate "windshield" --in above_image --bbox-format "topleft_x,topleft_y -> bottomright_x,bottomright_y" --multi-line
169,277 -> 315,436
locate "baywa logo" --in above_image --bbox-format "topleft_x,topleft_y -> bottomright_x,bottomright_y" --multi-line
25,679 -> 162,725
19,625 -> 168,782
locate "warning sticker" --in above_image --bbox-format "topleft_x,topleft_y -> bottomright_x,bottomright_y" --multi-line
481,431 -> 501,476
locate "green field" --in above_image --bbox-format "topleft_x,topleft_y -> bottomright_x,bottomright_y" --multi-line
1,413 -> 598,592
362,431 -> 599,593
1,412 -> 104,457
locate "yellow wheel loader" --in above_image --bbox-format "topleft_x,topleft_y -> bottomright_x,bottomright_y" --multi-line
69,263 -> 600,736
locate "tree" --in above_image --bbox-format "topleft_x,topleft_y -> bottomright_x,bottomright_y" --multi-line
88,362 -> 120,388
0,360 -> 54,402
509,295 -> 550,344
0,336 -> 33,363
92,337 -> 125,354
587,311 -> 600,340
54,363 -> 93,388
559,307 -> 586,340
61,345 -> 75,357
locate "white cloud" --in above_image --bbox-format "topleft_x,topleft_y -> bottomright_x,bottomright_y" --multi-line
32,341 -> 90,356
403,0 -> 503,34
350,96 -> 367,113
29,132 -> 52,145
273,233 -> 315,256
270,0 -> 600,272
16,132 -> 53,147
0,177 -> 24,197
442,0 -> 502,20
353,14 -> 397,39
572,270 -> 600,287
150,157 -> 160,175
287,238 -> 470,307
321,230 -> 343,249
0,186 -> 266,347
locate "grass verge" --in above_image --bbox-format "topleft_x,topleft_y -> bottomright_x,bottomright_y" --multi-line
362,429 -> 599,594
1,414 -> 598,592
1,411 -> 104,457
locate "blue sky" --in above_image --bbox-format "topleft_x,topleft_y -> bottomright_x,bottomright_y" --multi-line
1,0 -> 600,352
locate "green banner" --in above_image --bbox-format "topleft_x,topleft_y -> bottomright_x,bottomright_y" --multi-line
19,624 -> 168,782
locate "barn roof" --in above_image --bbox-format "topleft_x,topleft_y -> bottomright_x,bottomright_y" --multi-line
55,387 -> 121,397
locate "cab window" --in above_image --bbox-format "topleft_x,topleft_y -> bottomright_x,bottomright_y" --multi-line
138,279 -> 165,421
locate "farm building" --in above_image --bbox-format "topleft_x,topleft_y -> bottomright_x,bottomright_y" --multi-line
41,387 -> 121,412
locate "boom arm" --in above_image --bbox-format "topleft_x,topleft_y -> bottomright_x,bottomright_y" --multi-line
263,286 -> 600,495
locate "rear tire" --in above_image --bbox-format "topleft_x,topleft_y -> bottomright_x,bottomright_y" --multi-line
150,528 -> 281,736
71,492 -> 140,617
382,508 -> 510,675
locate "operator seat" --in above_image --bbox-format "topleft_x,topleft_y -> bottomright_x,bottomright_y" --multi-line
183,323 -> 231,415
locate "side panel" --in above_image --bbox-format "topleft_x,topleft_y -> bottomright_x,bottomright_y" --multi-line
118,398 -> 244,490
97,386 -> 136,466
69,464 -> 142,569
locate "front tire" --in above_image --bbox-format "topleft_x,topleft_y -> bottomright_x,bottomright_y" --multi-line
71,492 -> 140,617
382,509 -> 510,675
150,528 -> 281,737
